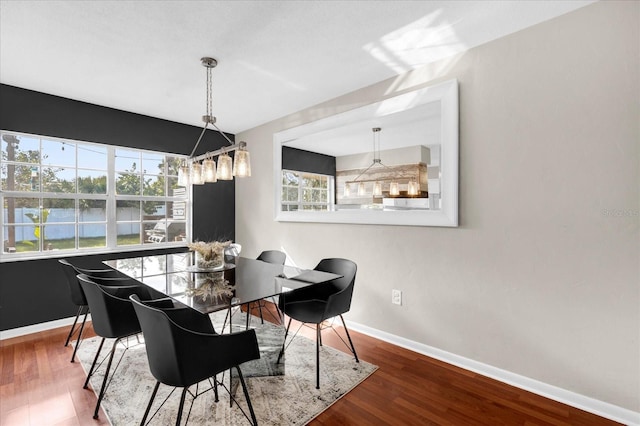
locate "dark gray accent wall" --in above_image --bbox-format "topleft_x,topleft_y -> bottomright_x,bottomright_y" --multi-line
282,146 -> 336,176
0,84 -> 235,330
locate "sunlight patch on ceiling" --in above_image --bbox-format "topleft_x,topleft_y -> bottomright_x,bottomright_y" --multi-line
363,9 -> 467,75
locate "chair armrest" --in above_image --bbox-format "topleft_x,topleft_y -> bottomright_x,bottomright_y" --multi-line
323,285 -> 352,318
102,284 -> 151,301
164,306 -> 215,334
143,297 -> 176,309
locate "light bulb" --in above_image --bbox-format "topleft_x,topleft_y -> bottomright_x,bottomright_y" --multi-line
216,152 -> 233,180
233,147 -> 251,177
191,162 -> 204,185
389,181 -> 399,196
177,163 -> 190,186
408,180 -> 419,196
373,181 -> 382,197
357,182 -> 366,196
202,158 -> 217,182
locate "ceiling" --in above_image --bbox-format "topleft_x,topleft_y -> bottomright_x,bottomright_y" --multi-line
0,1 -> 594,134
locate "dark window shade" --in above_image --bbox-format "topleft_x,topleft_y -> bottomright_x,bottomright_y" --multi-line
282,146 -> 336,176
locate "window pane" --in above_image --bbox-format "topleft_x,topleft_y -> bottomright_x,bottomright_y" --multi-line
143,174 -> 165,196
169,200 -> 186,220
142,201 -> 165,219
142,153 -> 165,175
43,224 -> 75,250
117,223 -> 141,246
282,171 -> 299,185
77,144 -> 107,170
5,225 -> 39,252
41,167 -> 75,193
79,200 -> 106,221
78,170 -> 107,194
42,139 -> 75,167
4,197 -> 40,224
117,200 -> 140,221
43,199 -> 75,222
2,134 -> 40,163
79,224 -> 106,248
166,157 -> 182,176
167,177 -> 182,196
115,149 -> 141,173
1,164 -> 40,192
116,173 -> 141,195
143,222 -> 164,244
285,188 -> 298,202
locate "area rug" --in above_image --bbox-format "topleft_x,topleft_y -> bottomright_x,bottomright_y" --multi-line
74,311 -> 377,425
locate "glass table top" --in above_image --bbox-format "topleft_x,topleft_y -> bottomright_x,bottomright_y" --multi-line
104,252 -> 340,314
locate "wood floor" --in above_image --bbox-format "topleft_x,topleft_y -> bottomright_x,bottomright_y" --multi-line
1,308 -> 621,426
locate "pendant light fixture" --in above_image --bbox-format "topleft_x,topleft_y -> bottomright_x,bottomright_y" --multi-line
179,57 -> 251,187
347,127 -> 390,191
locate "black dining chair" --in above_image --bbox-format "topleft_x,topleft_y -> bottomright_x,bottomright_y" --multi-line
77,274 -> 158,420
277,258 -> 359,389
130,294 -> 260,426
58,259 -> 122,362
244,250 -> 287,327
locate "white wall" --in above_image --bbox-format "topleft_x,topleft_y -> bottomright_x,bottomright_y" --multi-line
236,1 -> 639,411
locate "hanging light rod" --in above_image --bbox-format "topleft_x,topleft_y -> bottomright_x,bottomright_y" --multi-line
179,57 -> 251,186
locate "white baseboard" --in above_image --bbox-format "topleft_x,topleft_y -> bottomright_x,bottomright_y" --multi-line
0,315 -> 91,341
345,320 -> 640,426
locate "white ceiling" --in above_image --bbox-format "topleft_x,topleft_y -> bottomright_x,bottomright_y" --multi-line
0,0 -> 594,134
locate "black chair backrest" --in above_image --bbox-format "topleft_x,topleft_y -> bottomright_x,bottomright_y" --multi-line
315,258 -> 357,316
130,295 -> 186,386
59,259 -> 87,306
77,274 -> 148,339
130,295 -> 259,388
257,250 -> 286,265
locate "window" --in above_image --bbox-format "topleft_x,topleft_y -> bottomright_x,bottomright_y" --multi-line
1,131 -> 189,259
281,169 -> 333,211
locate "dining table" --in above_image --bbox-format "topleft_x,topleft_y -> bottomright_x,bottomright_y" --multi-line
103,252 -> 341,377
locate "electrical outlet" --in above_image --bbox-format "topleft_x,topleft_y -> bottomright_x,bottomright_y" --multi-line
391,289 -> 402,305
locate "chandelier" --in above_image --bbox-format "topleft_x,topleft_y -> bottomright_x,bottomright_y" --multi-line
178,57 -> 251,186
344,127 -> 420,198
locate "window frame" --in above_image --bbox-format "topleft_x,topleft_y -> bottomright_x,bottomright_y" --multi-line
281,169 -> 334,212
1,130 -> 191,262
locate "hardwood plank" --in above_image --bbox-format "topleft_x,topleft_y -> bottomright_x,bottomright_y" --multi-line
0,312 -> 623,426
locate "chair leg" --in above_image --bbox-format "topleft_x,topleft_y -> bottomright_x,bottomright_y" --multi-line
316,323 -> 321,389
175,387 -> 188,426
271,297 -> 283,323
339,315 -> 359,363
64,306 -> 83,347
93,338 -> 121,419
84,337 -> 105,389
70,307 -> 89,363
140,381 -> 160,426
277,317 -> 292,363
257,302 -> 264,324
245,304 -> 251,330
235,366 -> 258,426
